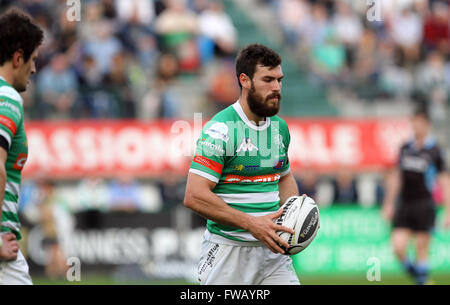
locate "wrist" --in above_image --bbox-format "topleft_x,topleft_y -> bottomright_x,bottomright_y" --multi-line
240,213 -> 254,231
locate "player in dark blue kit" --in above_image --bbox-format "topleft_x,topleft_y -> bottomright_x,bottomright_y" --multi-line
382,107 -> 450,285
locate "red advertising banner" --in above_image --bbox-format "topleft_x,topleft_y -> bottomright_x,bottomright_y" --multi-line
23,118 -> 412,178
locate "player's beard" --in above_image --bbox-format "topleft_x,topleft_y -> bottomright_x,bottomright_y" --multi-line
247,82 -> 281,118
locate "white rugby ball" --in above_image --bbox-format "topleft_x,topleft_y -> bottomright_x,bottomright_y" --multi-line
274,195 -> 320,255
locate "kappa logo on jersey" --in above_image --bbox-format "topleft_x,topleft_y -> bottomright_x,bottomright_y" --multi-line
224,173 -> 281,183
13,153 -> 28,170
236,138 -> 258,153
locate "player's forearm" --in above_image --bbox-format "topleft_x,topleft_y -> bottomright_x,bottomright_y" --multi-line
384,169 -> 401,206
440,173 -> 450,213
184,190 -> 253,231
278,172 -> 299,205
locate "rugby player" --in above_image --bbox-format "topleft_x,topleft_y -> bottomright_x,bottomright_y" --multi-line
0,9 -> 43,285
184,44 -> 301,284
382,107 -> 450,285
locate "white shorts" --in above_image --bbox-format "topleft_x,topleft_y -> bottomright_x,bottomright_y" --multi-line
0,250 -> 33,285
198,230 -> 300,285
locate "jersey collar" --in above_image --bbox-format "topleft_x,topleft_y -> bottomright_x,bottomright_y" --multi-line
232,100 -> 271,131
409,134 -> 435,151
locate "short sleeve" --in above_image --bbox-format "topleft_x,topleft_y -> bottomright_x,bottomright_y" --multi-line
189,121 -> 229,183
0,87 -> 23,148
279,120 -> 291,177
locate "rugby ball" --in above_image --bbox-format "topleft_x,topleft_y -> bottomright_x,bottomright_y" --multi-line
274,195 -> 320,255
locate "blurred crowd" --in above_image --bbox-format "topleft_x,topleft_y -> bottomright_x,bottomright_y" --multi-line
267,0 -> 450,119
0,0 -> 240,120
1,0 -> 448,119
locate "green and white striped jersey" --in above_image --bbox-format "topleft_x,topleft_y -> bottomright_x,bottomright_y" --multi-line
189,101 -> 291,242
0,76 -> 28,240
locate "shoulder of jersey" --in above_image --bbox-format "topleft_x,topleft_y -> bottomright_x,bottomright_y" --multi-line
210,104 -> 238,122
0,83 -> 24,107
271,115 -> 289,131
202,105 -> 237,143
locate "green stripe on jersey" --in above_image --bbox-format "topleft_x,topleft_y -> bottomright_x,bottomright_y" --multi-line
227,201 -> 279,213
1,211 -> 20,223
4,190 -> 18,203
0,226 -> 21,240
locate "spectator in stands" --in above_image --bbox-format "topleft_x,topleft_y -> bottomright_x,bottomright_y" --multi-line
415,51 -> 447,96
53,8 -> 79,55
423,1 -> 449,54
294,168 -> 319,199
135,32 -> 160,72
332,1 -> 363,47
198,0 -> 237,59
115,0 -> 155,26
102,52 -> 136,118
76,54 -> 103,88
82,20 -> 123,76
157,169 -> 187,211
154,0 -> 198,50
76,177 -> 109,211
302,3 -> 330,48
140,53 -> 180,119
154,0 -> 200,73
331,169 -> 359,204
352,29 -> 379,98
378,48 -> 414,98
29,9 -> 55,68
78,0 -> 104,42
36,53 -> 79,119
415,51 -> 449,121
208,63 -> 240,111
276,0 -> 311,49
310,30 -> 346,87
390,6 -> 423,64
108,176 -> 142,212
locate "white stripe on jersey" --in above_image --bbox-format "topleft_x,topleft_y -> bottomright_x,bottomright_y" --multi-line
220,211 -> 275,241
189,168 -> 219,183
0,86 -> 23,106
1,220 -> 20,231
216,192 -> 280,204
5,181 -> 20,196
2,200 -> 17,213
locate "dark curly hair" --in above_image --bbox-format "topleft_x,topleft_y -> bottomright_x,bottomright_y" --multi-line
235,44 -> 282,89
0,8 -> 44,66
